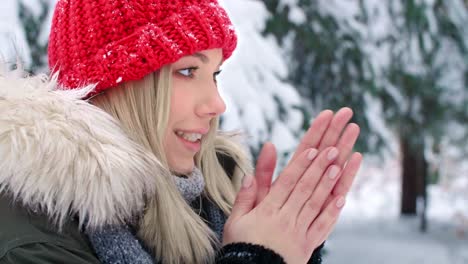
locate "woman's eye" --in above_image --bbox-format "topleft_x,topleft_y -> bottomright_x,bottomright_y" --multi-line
177,67 -> 198,78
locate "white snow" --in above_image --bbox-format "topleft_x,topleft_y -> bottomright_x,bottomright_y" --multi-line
325,154 -> 468,264
325,217 -> 468,264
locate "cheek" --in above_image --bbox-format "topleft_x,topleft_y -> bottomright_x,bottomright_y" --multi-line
162,81 -> 196,173
166,82 -> 185,134
162,131 -> 177,162
167,81 -> 202,135
169,81 -> 194,120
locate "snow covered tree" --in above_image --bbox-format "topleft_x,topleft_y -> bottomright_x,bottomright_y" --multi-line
262,0 -> 468,222
370,0 -> 468,219
262,0 -> 380,153
17,0 -> 53,73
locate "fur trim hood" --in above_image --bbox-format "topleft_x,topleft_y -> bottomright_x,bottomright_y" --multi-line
0,67 -> 161,229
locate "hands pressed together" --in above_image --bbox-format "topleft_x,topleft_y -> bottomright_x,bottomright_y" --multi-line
222,108 -> 362,264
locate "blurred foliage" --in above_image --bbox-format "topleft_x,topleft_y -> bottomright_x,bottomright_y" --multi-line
262,0 -> 468,158
18,0 -> 50,73
262,1 -> 467,215
263,0 -> 377,154
381,0 -> 468,154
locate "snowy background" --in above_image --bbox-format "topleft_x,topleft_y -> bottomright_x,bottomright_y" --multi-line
1,0 -> 467,263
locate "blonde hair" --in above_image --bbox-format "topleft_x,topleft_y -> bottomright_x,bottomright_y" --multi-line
91,66 -> 252,264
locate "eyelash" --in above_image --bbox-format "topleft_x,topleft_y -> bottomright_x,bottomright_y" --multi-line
213,70 -> 222,82
176,67 -> 223,82
177,67 -> 199,78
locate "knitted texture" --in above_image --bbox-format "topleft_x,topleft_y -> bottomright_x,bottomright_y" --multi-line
86,225 -> 154,264
48,0 -> 237,93
87,168 -> 207,264
191,195 -> 227,241
173,167 -> 205,203
204,197 -> 227,241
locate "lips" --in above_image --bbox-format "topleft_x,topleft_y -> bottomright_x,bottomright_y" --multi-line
172,127 -> 209,152
174,131 -> 202,152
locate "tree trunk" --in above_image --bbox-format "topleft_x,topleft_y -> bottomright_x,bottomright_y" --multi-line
419,157 -> 428,232
400,136 -> 427,217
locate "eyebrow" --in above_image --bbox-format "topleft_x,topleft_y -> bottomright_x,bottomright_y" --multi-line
191,52 -> 223,66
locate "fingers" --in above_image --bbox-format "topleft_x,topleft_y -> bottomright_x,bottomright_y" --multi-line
262,147 -> 319,209
306,195 -> 346,248
254,142 -> 277,206
290,110 -> 333,162
317,108 -> 354,151
230,174 -> 258,221
290,107 -> 354,166
295,164 -> 342,230
325,152 -> 363,207
279,147 -> 339,220
334,123 -> 360,166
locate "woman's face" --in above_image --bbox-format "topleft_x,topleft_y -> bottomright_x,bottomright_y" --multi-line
164,48 -> 226,174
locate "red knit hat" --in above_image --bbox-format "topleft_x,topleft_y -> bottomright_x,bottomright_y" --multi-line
48,0 -> 237,93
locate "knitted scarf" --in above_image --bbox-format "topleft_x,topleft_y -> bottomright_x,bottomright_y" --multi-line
86,167 -> 226,263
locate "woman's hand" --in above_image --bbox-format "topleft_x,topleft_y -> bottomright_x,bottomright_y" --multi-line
255,107 -> 360,211
223,145 -> 362,264
222,107 -> 362,263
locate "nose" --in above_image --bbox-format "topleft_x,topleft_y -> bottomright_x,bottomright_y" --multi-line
196,84 -> 226,118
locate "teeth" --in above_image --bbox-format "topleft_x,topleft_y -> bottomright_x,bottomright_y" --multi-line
176,131 -> 202,142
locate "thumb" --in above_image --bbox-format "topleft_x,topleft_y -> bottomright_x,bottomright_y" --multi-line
255,142 -> 277,206
230,174 -> 257,220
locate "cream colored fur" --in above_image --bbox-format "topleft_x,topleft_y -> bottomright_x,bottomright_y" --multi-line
0,67 -> 162,230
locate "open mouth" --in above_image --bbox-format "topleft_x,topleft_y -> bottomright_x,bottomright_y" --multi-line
175,131 -> 203,143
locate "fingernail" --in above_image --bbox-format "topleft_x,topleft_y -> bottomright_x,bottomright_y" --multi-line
328,166 -> 340,179
328,148 -> 339,161
242,174 -> 253,188
307,148 -> 318,160
336,196 -> 346,208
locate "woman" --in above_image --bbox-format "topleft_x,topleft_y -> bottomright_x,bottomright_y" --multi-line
0,0 -> 362,263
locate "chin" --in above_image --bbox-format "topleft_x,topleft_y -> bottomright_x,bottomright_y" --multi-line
171,162 -> 195,175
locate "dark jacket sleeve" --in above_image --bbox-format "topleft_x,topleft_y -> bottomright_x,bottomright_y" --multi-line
215,242 -> 324,264
308,243 -> 324,264
0,243 -> 100,264
216,243 -> 286,264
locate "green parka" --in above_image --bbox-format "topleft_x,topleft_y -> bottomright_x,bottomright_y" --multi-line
0,194 -> 100,263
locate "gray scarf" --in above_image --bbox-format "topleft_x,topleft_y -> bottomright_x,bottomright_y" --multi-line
86,167 -> 225,264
